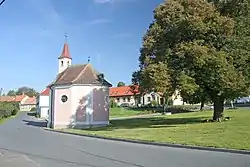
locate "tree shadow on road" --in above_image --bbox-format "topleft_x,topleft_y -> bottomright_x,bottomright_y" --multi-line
22,120 -> 47,128
27,112 -> 36,117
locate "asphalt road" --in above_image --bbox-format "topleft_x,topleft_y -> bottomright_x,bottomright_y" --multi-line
0,112 -> 250,167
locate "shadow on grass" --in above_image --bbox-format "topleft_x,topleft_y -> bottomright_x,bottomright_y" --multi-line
23,119 -> 47,128
84,116 -> 207,131
125,107 -> 161,111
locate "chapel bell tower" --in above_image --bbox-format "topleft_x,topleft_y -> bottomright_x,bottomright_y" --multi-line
58,33 -> 72,74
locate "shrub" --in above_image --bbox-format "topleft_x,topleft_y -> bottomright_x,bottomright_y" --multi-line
30,107 -> 36,111
11,109 -> 18,116
0,102 -> 19,119
151,100 -> 158,106
0,110 -> 12,118
109,98 -> 118,108
166,106 -> 193,114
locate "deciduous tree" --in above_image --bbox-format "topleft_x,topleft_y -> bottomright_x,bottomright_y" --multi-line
134,0 -> 250,121
117,81 -> 125,87
14,86 -> 38,97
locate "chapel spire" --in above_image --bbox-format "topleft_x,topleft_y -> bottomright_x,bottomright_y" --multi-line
58,33 -> 72,74
58,33 -> 72,60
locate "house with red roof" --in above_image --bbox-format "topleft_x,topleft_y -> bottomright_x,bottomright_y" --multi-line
20,96 -> 36,111
36,87 -> 50,119
109,86 -> 184,106
109,86 -> 164,106
0,94 -> 36,111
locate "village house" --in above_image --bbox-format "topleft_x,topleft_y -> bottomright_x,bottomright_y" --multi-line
109,86 -> 184,106
36,88 -> 50,119
20,96 -> 36,111
36,37 -> 112,129
0,94 -> 36,111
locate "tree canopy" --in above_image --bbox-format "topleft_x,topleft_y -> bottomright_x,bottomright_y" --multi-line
117,81 -> 125,87
133,0 -> 250,121
7,86 -> 38,97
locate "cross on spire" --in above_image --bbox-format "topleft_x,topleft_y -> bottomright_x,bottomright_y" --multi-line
64,33 -> 68,42
88,56 -> 90,63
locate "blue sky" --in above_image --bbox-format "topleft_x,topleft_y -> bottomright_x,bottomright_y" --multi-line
0,0 -> 164,93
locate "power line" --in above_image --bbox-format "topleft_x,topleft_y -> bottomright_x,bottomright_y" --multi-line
0,0 -> 6,6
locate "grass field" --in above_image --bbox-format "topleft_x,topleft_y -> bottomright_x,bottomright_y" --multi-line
62,108 -> 250,150
109,107 -> 154,118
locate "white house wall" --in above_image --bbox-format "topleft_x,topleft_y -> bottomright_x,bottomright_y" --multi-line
141,93 -> 162,105
40,107 -> 49,119
39,95 -> 50,107
112,92 -> 163,106
113,95 -> 136,106
36,95 -> 50,119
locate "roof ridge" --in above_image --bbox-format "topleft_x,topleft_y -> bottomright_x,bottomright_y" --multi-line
70,64 -> 88,67
71,64 -> 89,83
87,64 -> 99,80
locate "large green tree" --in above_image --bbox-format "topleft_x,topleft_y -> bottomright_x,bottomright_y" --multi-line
16,86 -> 38,97
7,86 -> 38,97
134,0 -> 250,121
117,81 -> 125,87
7,90 -> 16,96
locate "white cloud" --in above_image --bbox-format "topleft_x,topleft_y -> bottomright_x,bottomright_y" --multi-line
85,19 -> 112,25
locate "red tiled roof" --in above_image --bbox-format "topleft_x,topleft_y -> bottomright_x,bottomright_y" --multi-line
49,64 -> 112,87
14,95 -> 27,102
0,95 -> 27,102
58,42 -> 72,59
23,97 -> 36,105
40,88 -> 50,96
109,86 -> 139,97
0,96 -> 15,102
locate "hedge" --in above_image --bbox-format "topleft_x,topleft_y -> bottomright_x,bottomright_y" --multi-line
0,102 -> 19,119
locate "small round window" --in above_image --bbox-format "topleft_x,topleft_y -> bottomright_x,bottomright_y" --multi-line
61,95 -> 68,103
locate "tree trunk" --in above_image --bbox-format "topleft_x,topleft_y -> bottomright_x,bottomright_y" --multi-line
200,101 -> 204,111
230,101 -> 234,108
134,95 -> 137,107
213,97 -> 224,122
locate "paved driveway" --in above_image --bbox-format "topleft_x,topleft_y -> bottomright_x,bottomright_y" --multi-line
0,112 -> 249,167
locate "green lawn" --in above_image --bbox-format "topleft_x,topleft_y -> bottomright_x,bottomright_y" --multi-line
62,108 -> 250,150
109,107 -> 154,118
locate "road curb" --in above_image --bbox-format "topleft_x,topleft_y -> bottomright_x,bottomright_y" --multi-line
44,128 -> 250,155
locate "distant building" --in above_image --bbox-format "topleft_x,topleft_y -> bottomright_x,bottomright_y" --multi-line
0,94 -> 36,111
20,96 -> 36,111
36,88 -> 50,119
109,86 -> 184,106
